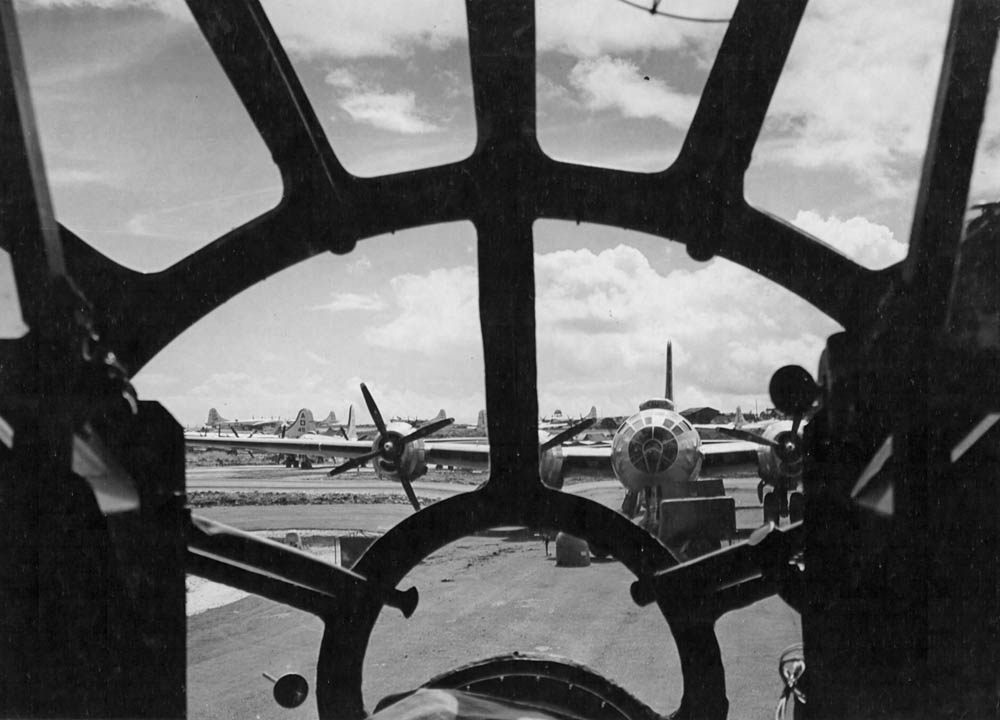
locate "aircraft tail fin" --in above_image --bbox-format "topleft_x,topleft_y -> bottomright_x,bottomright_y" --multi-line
321,410 -> 338,425
432,409 -> 446,422
284,408 -> 315,438
340,404 -> 357,440
735,406 -> 745,428
664,341 -> 673,403
585,406 -> 597,420
476,409 -> 487,433
207,408 -> 229,426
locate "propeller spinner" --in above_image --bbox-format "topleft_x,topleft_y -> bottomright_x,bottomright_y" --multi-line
327,384 -> 454,511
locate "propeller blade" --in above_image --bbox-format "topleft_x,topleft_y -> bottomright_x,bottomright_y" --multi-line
327,449 -> 380,477
541,417 -> 596,452
717,427 -> 779,448
402,417 -> 454,444
399,474 -> 421,512
360,383 -> 388,437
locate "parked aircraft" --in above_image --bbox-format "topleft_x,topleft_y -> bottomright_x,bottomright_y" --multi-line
185,345 -> 759,557
718,416 -> 807,524
199,408 -> 283,434
540,406 -> 598,429
7,3 -> 996,720
188,408 -> 316,440
390,408 -> 448,426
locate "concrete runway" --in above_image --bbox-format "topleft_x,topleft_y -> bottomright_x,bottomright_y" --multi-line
186,465 -> 795,720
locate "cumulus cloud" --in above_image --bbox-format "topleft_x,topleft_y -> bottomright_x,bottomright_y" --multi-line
568,56 -> 699,128
757,0 -> 953,197
792,211 -> 907,270
364,266 -> 479,352
19,0 -> 732,60
363,245 -> 840,414
532,246 -> 838,397
326,69 -> 440,134
536,0 -> 732,58
311,292 -> 385,313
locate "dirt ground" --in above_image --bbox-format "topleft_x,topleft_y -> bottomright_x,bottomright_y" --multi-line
188,533 -> 798,720
186,470 -> 795,719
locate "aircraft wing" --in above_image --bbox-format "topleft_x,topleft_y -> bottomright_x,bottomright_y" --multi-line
186,433 -> 756,476
700,439 -> 759,470
558,440 -> 758,480
185,433 -> 494,468
185,433 -> 372,460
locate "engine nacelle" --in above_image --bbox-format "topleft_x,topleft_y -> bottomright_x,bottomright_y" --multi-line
371,421 -> 428,483
610,406 -> 703,493
756,420 -> 803,488
539,444 -> 565,489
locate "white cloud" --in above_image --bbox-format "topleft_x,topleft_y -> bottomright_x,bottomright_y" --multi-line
46,167 -> 113,186
568,56 -> 699,128
969,57 -> 1000,204
364,266 -> 479,352
363,245 -> 840,415
303,350 -> 332,366
0,251 -> 28,339
532,246 -> 838,395
339,90 -> 440,134
792,211 -> 907,270
757,0 -> 953,197
536,0 -> 733,58
326,69 -> 441,134
346,254 -> 373,275
311,292 -> 385,313
261,0 -> 468,59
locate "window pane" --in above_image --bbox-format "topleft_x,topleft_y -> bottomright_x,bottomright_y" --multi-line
746,0 -> 952,269
259,0 -> 476,177
536,0 -> 735,172
15,1 -> 282,272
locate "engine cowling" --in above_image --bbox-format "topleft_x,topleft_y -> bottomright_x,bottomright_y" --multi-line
371,421 -> 428,483
756,420 -> 802,488
539,444 -> 565,489
610,405 -> 703,493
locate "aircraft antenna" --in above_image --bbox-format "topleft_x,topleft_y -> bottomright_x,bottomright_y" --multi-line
614,0 -> 730,23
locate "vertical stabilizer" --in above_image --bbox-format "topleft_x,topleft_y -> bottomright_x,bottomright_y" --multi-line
735,406 -> 745,428
432,409 -> 446,422
284,408 -> 315,438
664,342 -> 673,402
206,408 -> 229,426
322,410 -> 338,425
585,406 -> 597,420
342,404 -> 357,440
476,409 -> 487,433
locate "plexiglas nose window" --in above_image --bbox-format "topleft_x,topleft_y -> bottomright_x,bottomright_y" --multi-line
13,1 -> 282,272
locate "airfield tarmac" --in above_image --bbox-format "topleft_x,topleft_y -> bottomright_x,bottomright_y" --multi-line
186,465 -> 800,720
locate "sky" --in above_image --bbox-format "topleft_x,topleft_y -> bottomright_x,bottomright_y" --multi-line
4,0 -> 1000,426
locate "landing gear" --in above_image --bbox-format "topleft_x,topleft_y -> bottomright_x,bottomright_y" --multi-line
763,492 -> 779,525
788,492 -> 804,524
300,457 -> 313,470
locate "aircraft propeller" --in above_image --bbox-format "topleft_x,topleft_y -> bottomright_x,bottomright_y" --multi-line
540,417 -> 597,452
718,365 -> 820,468
717,425 -> 801,466
327,383 -> 454,511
